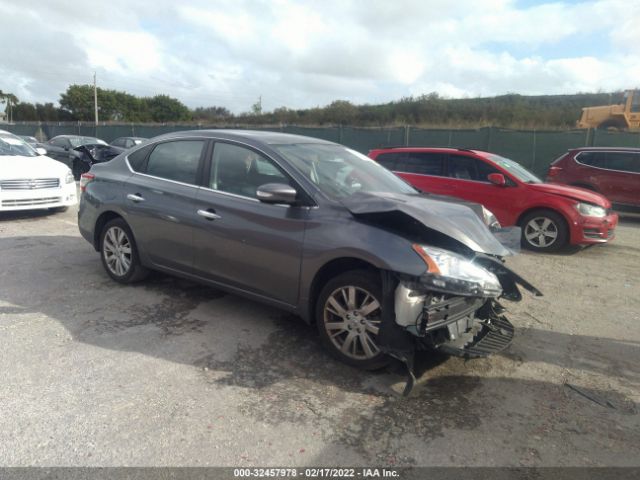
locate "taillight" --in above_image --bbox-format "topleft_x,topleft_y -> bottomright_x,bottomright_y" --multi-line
80,173 -> 95,192
547,166 -> 563,177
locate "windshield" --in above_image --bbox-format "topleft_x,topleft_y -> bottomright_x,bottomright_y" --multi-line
0,133 -> 39,157
274,143 -> 417,199
68,136 -> 107,147
485,153 -> 542,183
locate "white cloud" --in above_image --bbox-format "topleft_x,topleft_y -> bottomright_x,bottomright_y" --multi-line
1,0 -> 639,113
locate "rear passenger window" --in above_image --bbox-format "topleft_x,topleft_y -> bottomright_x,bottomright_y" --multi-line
606,152 -> 640,173
146,140 -> 204,185
127,144 -> 153,172
375,153 -> 400,170
400,153 -> 445,176
577,152 -> 606,168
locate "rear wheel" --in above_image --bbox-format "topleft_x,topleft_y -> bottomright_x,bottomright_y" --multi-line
99,218 -> 149,283
520,210 -> 568,252
316,270 -> 389,370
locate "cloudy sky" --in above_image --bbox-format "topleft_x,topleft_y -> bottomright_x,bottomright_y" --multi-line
1,0 -> 638,113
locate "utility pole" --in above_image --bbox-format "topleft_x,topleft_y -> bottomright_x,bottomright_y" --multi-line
93,72 -> 99,126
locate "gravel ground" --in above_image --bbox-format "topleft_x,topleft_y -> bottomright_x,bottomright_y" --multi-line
0,204 -> 638,467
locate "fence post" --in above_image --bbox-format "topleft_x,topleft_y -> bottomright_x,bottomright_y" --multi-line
531,128 -> 537,172
404,125 -> 410,146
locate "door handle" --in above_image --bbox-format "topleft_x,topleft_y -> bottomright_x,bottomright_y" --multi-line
197,209 -> 221,220
127,193 -> 145,203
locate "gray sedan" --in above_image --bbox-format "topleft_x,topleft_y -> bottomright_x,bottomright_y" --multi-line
78,130 -> 540,385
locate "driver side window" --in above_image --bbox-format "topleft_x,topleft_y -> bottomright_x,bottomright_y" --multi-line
210,143 -> 289,199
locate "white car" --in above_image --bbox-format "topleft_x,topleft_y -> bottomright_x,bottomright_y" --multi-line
0,131 -> 77,212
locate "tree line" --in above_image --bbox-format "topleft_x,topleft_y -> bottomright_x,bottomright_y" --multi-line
2,84 -> 626,129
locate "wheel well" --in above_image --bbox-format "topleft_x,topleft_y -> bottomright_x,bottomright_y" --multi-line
517,207 -> 569,231
93,211 -> 124,250
308,257 -> 379,323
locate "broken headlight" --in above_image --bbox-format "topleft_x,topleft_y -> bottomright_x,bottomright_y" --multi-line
412,244 -> 503,297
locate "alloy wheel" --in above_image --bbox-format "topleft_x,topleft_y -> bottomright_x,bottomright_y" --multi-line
102,226 -> 133,276
524,216 -> 558,248
323,286 -> 382,360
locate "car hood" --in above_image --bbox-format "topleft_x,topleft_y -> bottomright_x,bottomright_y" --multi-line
528,183 -> 611,208
341,191 -> 511,257
0,155 -> 69,179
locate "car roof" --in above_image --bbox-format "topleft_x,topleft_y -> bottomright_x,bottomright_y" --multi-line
569,147 -> 640,152
152,129 -> 337,146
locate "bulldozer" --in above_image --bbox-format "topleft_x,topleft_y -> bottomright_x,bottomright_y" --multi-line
577,89 -> 640,130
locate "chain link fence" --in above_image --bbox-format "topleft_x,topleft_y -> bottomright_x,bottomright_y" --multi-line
3,122 -> 640,176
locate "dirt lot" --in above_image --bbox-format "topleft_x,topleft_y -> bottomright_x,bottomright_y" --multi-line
0,205 -> 638,467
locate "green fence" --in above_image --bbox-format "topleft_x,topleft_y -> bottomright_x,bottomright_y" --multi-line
4,123 -> 640,176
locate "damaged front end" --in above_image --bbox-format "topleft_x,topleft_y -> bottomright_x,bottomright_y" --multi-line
379,248 -> 542,396
341,191 -> 542,394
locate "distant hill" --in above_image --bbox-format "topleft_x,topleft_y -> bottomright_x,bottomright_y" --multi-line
237,91 -> 627,129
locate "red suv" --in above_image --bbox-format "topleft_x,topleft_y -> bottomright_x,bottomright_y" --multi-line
547,147 -> 640,213
368,147 -> 619,252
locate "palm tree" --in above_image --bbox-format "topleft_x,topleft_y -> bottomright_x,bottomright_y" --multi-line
0,90 -> 19,123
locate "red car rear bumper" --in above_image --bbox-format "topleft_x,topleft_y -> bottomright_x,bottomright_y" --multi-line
569,212 -> 619,245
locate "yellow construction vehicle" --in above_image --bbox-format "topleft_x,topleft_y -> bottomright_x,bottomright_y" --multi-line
577,89 -> 640,130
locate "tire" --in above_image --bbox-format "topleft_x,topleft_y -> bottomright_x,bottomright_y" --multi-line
520,209 -> 568,252
315,269 -> 390,370
99,218 -> 149,283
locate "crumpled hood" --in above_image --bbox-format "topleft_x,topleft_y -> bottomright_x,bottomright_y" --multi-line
529,183 -> 611,208
0,155 -> 69,179
341,191 -> 512,257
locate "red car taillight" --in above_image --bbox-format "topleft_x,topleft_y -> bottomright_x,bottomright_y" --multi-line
80,173 -> 95,192
547,166 -> 563,177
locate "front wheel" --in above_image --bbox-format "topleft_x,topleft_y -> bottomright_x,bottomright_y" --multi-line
520,210 -> 568,252
99,218 -> 149,283
315,270 -> 390,370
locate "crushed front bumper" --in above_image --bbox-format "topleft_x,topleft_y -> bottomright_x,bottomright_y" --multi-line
394,283 -> 515,358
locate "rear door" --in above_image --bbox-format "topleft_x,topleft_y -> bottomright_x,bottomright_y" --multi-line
122,139 -> 207,272
605,151 -> 640,207
192,141 -> 307,306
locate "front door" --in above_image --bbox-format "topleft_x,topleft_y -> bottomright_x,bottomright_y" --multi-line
192,141 -> 307,306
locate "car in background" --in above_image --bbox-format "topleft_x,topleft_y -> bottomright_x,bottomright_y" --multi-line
19,135 -> 39,146
547,147 -> 640,214
78,130 -> 540,378
110,137 -> 147,149
368,147 -> 618,252
0,130 -> 77,213
43,135 -> 124,179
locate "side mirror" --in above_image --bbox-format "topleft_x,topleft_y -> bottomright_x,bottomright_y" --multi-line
488,173 -> 507,187
256,183 -> 298,205
36,147 -> 47,155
